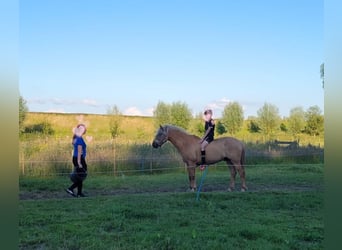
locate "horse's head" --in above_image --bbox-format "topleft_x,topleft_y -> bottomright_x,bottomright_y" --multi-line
152,125 -> 168,148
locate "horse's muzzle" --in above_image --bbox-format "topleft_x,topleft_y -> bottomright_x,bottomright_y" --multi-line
152,141 -> 159,148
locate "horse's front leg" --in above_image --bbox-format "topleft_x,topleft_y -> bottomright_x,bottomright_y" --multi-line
187,165 -> 196,192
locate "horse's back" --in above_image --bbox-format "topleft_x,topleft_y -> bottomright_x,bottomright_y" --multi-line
211,137 -> 244,148
206,137 -> 244,162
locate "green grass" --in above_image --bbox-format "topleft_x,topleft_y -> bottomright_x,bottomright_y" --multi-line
19,164 -> 323,249
19,192 -> 323,250
19,164 -> 323,196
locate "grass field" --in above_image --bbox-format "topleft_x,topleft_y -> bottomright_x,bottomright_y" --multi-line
21,112 -> 324,146
19,112 -> 324,178
19,164 -> 323,249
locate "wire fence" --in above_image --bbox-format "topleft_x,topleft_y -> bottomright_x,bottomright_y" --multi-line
19,138 -> 324,177
19,151 -> 324,177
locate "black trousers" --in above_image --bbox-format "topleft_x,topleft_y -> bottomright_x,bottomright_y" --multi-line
69,156 -> 87,195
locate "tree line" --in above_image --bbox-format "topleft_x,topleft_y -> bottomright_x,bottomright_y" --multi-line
153,101 -> 324,141
19,96 -> 323,142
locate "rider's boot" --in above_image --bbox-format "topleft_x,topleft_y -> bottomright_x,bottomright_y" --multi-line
200,150 -> 206,171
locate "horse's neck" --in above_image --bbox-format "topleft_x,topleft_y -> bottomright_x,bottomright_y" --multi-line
167,128 -> 197,152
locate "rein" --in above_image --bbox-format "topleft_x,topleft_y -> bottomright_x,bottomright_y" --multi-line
196,166 -> 208,201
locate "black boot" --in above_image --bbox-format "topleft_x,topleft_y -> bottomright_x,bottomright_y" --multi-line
200,151 -> 206,170
201,150 -> 206,165
77,182 -> 85,197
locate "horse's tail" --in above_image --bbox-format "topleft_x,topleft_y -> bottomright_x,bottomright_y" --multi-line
240,146 -> 245,167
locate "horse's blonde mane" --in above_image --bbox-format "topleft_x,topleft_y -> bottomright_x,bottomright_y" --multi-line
165,124 -> 188,133
165,125 -> 200,139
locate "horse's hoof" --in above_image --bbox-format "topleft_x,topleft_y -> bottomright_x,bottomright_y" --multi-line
241,187 -> 248,192
228,187 -> 234,192
187,188 -> 196,192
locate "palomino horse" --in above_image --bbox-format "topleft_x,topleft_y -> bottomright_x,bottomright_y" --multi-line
152,125 -> 247,192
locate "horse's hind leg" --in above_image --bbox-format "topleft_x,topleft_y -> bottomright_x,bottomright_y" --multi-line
234,162 -> 247,192
227,162 -> 237,192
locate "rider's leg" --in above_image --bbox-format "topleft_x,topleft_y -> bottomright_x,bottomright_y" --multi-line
200,140 -> 208,170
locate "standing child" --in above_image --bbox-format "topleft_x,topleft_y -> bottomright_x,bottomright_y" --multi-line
66,124 -> 88,197
199,109 -> 215,170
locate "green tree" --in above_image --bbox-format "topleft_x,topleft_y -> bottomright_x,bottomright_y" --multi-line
170,101 -> 192,129
257,103 -> 280,141
19,95 -> 28,133
221,102 -> 244,135
107,105 -> 121,139
247,117 -> 261,133
280,122 -> 288,132
288,106 -> 305,139
107,105 -> 121,176
304,105 -> 324,136
153,101 -> 171,127
191,112 -> 205,137
216,120 -> 227,135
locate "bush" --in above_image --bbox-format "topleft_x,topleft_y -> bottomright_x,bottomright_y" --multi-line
24,121 -> 55,135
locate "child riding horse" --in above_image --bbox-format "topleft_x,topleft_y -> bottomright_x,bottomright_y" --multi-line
199,109 -> 215,170
152,125 -> 247,192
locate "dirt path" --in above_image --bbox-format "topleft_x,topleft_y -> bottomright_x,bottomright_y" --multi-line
19,183 -> 323,201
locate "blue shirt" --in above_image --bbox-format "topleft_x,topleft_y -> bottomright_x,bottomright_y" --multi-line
73,136 -> 87,157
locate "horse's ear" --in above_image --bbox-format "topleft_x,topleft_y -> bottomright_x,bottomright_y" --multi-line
160,125 -> 163,131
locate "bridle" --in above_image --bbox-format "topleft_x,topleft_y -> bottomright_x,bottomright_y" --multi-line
155,129 -> 168,147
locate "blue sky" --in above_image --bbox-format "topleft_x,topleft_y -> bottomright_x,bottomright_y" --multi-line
20,0 -> 323,118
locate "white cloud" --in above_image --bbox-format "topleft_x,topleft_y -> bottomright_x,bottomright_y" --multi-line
206,97 -> 232,111
206,103 -> 220,110
124,107 -> 143,116
45,108 -> 65,113
219,97 -> 231,103
51,98 -> 67,105
145,107 -> 154,116
82,99 -> 99,107
204,98 -> 265,118
28,97 -> 100,107
27,98 -> 48,104
124,107 -> 154,116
